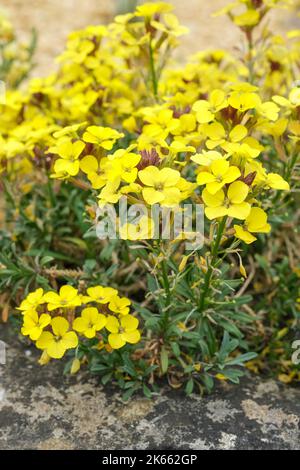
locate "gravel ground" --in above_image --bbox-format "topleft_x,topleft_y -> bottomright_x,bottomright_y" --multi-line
1,0 -> 299,77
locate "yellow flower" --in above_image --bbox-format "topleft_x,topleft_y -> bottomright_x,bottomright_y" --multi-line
21,310 -> 51,341
80,155 -> 108,189
120,215 -> 154,240
233,10 -> 260,27
257,101 -> 279,121
228,90 -> 260,112
43,285 -> 82,311
85,285 -> 118,304
138,166 -> 181,206
36,317 -> 78,359
234,207 -> 271,244
109,295 -> 131,316
136,2 -> 173,18
53,140 -> 85,177
197,159 -> 241,194
264,172 -> 290,190
98,180 -> 122,204
192,90 -> 227,123
151,13 -> 189,37
73,307 -> 107,338
273,87 -> 300,109
256,118 -> 288,137
83,126 -> 124,150
202,122 -> 227,149
106,314 -> 141,349
53,122 -> 87,139
17,288 -> 45,313
108,152 -> 141,183
191,150 -> 225,167
202,181 -> 251,220
142,109 -> 179,140
168,140 -> 195,155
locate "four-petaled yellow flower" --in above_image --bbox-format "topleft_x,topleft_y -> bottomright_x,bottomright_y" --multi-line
53,140 -> 85,177
202,181 -> 251,220
80,155 -> 108,189
228,90 -> 260,112
120,215 -> 154,240
138,166 -> 181,206
108,152 -> 141,183
36,317 -> 78,359
85,285 -> 118,304
234,207 -> 271,244
83,126 -> 124,150
17,288 -> 45,313
192,90 -> 227,124
264,173 -> 290,190
43,285 -> 82,311
21,310 -> 51,341
109,296 -> 131,316
197,159 -> 241,195
106,314 -> 141,349
73,307 -> 107,338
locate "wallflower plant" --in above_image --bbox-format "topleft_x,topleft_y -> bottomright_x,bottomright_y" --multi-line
0,1 -> 299,399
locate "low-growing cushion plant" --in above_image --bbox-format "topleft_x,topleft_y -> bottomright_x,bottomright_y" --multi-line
0,1 -> 299,399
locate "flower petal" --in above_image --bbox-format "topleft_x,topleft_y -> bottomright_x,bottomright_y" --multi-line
62,331 -> 78,349
108,333 -> 126,349
105,315 -> 120,334
122,329 -> 141,344
36,331 -> 54,350
52,316 -> 70,337
202,188 -> 225,207
121,314 -> 139,332
228,202 -> 251,220
227,181 -> 249,204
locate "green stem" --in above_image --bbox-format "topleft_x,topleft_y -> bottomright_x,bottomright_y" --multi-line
285,151 -> 299,181
198,217 -> 227,314
148,39 -> 158,99
47,177 -> 56,207
161,258 -> 171,307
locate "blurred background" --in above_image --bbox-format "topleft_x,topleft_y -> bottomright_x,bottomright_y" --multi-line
1,0 -> 299,77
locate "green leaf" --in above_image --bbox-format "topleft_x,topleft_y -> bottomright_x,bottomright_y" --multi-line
220,368 -> 245,384
185,378 -> 194,395
201,373 -> 214,392
143,384 -> 152,399
225,352 -> 257,366
122,386 -> 136,401
40,256 -> 54,266
101,372 -> 113,385
171,342 -> 180,358
218,319 -> 243,338
160,347 -> 169,374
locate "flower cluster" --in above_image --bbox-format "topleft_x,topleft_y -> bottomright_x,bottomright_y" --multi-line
0,2 -> 296,245
1,2 -> 299,392
18,285 -> 140,361
47,83 -> 292,244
